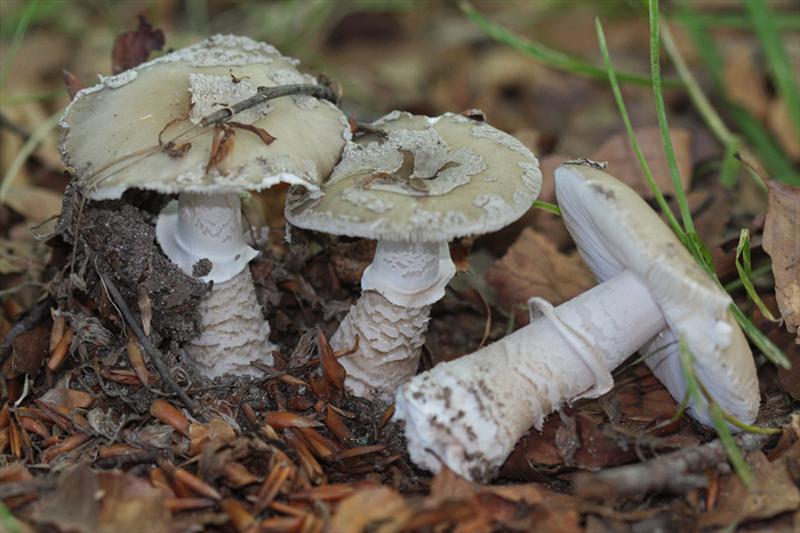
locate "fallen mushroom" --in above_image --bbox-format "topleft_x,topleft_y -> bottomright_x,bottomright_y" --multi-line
394,162 -> 759,482
60,35 -> 351,378
286,111 -> 542,399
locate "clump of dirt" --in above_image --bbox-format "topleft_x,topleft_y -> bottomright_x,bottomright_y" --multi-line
70,199 -> 208,347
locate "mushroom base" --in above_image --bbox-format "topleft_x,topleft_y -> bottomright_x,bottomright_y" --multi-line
394,270 -> 665,482
331,290 -> 431,400
185,268 -> 275,378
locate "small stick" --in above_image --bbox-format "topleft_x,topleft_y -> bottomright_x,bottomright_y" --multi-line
98,271 -> 198,414
200,83 -> 338,127
574,426 -> 780,497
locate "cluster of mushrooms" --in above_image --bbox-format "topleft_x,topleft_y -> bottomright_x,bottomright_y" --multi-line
60,35 -> 760,483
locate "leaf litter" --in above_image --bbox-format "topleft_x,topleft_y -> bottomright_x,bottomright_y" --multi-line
1,3 -> 799,533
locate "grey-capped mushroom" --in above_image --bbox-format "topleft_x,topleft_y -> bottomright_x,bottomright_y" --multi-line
285,111 -> 542,399
393,162 -> 759,482
60,34 -> 351,378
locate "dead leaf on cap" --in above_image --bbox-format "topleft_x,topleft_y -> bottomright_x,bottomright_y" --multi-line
762,179 -> 800,343
590,127 -> 692,199
112,15 -> 165,74
485,227 -> 595,324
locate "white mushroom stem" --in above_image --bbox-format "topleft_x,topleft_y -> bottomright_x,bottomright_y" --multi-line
394,269 -> 667,482
332,240 -> 456,400
157,192 -> 275,378
185,268 -> 275,378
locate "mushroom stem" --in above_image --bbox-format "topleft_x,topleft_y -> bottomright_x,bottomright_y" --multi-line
156,192 -> 273,378
332,240 -> 456,399
184,267 -> 276,378
394,269 -> 666,481
158,192 -> 258,283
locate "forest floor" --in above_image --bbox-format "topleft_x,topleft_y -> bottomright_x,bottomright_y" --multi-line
1,1 -> 799,532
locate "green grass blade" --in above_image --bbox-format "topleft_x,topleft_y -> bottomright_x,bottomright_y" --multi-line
734,229 -> 779,322
730,303 -> 790,368
0,0 -> 40,91
595,17 -> 684,239
678,338 -> 752,486
659,20 -> 746,189
532,200 -> 561,216
709,402 -> 752,486
460,1 -> 678,87
744,0 -> 800,139
649,0 -> 694,234
724,263 -> 772,292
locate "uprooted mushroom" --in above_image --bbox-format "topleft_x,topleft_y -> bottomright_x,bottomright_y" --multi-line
286,111 -> 542,400
60,34 -> 351,378
394,162 -> 759,482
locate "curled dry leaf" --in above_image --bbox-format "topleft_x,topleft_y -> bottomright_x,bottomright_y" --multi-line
590,127 -> 692,199
111,15 -> 165,74
485,227 -> 595,324
39,387 -> 93,410
763,179 -> 800,343
318,328 -> 346,391
188,418 -> 236,455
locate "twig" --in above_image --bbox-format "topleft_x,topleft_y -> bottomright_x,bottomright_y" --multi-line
200,83 -> 338,127
574,423 -> 783,497
0,297 -> 52,366
97,270 -> 199,415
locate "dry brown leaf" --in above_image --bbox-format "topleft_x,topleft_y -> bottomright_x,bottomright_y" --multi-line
485,227 -> 595,324
318,328 -> 346,390
34,464 -> 170,533
763,179 -> 800,342
330,486 -> 410,533
62,68 -> 85,99
590,127 -> 692,198
700,451 -> 800,528
768,99 -> 800,160
3,185 -> 64,224
723,41 -> 771,120
11,326 -> 48,375
111,15 -> 165,74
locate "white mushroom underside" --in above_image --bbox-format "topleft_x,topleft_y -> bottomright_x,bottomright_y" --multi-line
184,268 -> 275,379
332,290 -> 432,400
394,270 -> 666,482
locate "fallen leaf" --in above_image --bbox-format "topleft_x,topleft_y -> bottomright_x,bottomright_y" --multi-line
723,41 -> 771,120
700,451 -> 800,528
590,127 -> 692,198
330,486 -> 410,533
2,185 -> 63,225
768,99 -> 800,160
111,15 -> 165,74
485,227 -> 595,324
11,326 -> 48,374
762,179 -> 800,343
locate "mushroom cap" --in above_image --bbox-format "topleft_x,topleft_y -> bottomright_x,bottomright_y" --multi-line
60,34 -> 350,200
285,111 -> 542,242
555,163 -> 759,425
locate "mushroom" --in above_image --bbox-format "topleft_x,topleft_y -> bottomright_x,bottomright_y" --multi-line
60,35 -> 351,378
394,162 -> 759,482
285,111 -> 542,399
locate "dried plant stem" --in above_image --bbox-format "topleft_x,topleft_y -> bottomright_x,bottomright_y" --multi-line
98,270 -> 199,414
199,83 -> 337,127
574,422 -> 782,497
